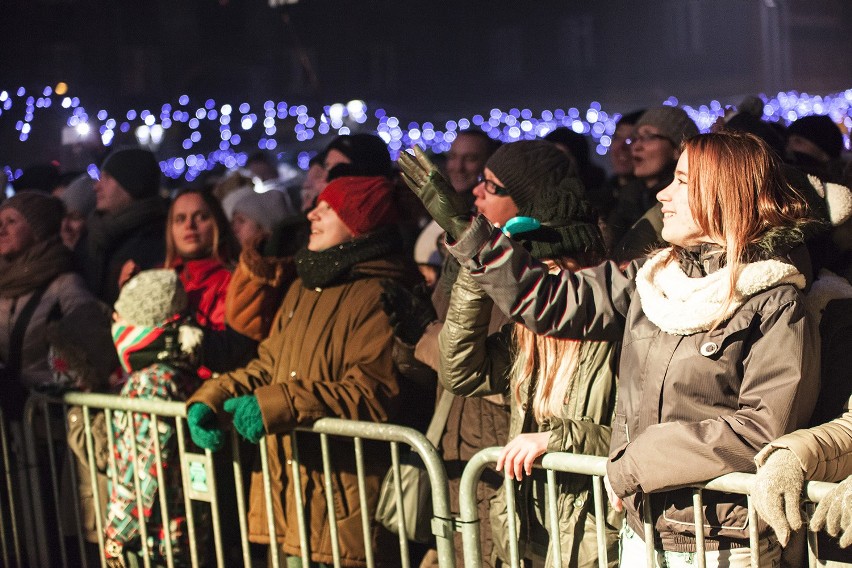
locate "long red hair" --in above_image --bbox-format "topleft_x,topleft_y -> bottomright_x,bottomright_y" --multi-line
681,132 -> 815,326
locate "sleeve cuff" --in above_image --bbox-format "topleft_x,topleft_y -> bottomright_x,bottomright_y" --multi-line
255,384 -> 296,433
446,215 -> 497,265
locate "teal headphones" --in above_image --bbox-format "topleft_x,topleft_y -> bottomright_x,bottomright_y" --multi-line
501,216 -> 541,237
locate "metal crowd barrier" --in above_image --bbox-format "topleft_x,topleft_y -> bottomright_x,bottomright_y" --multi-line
2,390 -> 847,568
458,447 -> 842,568
0,391 -> 454,568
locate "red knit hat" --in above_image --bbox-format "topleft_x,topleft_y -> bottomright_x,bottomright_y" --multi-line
317,176 -> 397,236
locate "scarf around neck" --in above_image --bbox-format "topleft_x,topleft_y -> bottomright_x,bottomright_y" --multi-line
87,196 -> 166,253
635,248 -> 806,335
0,236 -> 73,298
294,227 -> 401,289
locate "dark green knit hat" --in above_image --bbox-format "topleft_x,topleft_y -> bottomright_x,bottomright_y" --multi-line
486,141 -> 575,209
515,176 -> 606,261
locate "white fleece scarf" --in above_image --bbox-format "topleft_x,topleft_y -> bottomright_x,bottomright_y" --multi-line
635,248 -> 806,335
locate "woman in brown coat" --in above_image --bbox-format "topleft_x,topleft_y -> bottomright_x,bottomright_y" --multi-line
187,176 -> 420,567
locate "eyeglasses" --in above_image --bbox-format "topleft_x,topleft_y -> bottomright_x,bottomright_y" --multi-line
475,174 -> 510,196
626,133 -> 673,146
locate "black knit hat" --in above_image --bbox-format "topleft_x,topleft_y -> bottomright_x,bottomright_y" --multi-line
12,163 -> 61,194
514,176 -> 606,261
100,147 -> 161,200
324,133 -> 391,178
0,191 -> 65,242
486,141 -> 574,210
788,115 -> 843,160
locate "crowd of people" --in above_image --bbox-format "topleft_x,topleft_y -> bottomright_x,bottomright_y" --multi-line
0,99 -> 851,567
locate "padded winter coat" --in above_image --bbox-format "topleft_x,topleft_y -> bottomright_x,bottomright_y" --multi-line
439,267 -> 621,566
188,254 -> 419,567
447,215 -> 820,552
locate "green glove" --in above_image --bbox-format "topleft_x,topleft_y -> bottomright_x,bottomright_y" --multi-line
811,474 -> 852,548
223,395 -> 265,444
187,403 -> 225,452
398,146 -> 471,241
751,448 -> 804,546
380,280 -> 437,345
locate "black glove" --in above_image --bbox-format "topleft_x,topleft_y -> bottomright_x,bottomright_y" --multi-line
398,146 -> 471,241
380,280 -> 438,346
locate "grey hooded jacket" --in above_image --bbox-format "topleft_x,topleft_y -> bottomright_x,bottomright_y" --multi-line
446,215 -> 820,552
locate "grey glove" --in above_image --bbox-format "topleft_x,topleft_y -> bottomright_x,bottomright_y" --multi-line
751,448 -> 804,547
398,146 -> 471,241
811,474 -> 852,547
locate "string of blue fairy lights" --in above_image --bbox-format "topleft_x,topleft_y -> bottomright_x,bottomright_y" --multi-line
2,85 -> 850,183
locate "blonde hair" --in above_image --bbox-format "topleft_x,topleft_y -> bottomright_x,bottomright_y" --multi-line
511,326 -> 582,422
679,132 -> 814,328
509,258 -> 592,422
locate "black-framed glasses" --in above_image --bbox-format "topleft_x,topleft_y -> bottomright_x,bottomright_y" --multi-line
475,174 -> 510,196
625,132 -> 673,146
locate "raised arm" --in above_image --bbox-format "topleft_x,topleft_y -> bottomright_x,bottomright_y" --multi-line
438,267 -> 514,398
447,215 -> 636,342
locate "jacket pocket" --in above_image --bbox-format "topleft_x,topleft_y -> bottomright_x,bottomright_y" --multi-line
661,490 -> 749,539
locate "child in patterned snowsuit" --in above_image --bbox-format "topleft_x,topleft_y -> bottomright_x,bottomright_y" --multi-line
104,269 -> 205,567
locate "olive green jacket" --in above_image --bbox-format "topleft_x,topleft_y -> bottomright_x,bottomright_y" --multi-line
438,267 -> 621,567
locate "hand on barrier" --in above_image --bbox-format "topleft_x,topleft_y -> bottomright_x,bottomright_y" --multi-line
223,395 -> 265,444
811,474 -> 852,548
398,146 -> 471,241
379,280 -> 437,346
751,448 -> 804,547
603,474 -> 623,512
496,432 -> 550,480
187,403 -> 225,452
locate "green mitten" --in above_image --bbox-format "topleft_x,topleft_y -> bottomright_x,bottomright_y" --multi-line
223,395 -> 265,444
186,403 -> 224,452
811,474 -> 852,548
398,146 -> 471,241
751,448 -> 804,547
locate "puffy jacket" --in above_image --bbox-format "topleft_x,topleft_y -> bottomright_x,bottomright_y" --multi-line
421,264 -> 511,461
188,254 -> 420,567
224,245 -> 296,342
754,272 -> 852,482
439,267 -> 621,566
447,215 -> 820,552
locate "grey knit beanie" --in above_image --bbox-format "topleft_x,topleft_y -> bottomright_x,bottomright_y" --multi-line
114,269 -> 187,327
60,174 -> 97,217
515,177 -> 605,261
486,141 -> 575,210
635,107 -> 699,145
233,189 -> 289,233
0,191 -> 65,241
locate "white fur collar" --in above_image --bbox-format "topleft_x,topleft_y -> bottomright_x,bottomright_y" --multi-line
803,269 -> 852,324
635,248 -> 806,335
